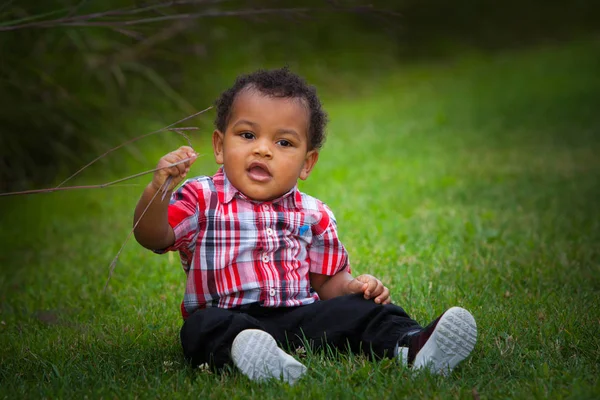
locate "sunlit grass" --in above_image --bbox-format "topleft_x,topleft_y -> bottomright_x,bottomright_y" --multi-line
1,39 -> 599,398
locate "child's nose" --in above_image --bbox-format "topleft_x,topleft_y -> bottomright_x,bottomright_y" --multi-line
253,139 -> 273,158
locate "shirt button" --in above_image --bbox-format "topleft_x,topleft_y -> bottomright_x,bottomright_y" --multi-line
269,288 -> 276,296
263,204 -> 270,210
262,255 -> 270,263
266,228 -> 273,236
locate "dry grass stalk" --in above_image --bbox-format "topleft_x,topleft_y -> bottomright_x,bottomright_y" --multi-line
0,155 -> 199,197
55,106 -> 211,188
103,174 -> 174,292
0,109 -> 210,290
0,3 -> 395,32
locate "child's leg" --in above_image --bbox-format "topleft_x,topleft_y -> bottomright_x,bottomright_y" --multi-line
403,306 -> 477,375
230,329 -> 306,385
180,307 -> 307,384
180,307 -> 265,368
264,294 -> 476,375
263,293 -> 422,359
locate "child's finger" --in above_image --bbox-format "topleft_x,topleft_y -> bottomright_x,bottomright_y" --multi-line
370,280 -> 384,298
169,165 -> 181,178
167,152 -> 189,176
375,287 -> 390,304
179,145 -> 194,153
347,279 -> 368,295
171,153 -> 186,173
178,151 -> 197,169
186,150 -> 198,162
176,160 -> 187,175
364,278 -> 379,298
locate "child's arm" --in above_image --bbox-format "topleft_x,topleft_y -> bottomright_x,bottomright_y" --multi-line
133,146 -> 196,250
308,202 -> 391,304
310,270 -> 391,304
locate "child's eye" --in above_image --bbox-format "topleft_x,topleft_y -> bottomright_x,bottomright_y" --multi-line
277,139 -> 292,147
240,132 -> 255,140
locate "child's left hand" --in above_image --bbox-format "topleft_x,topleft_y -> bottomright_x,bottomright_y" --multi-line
347,274 -> 391,304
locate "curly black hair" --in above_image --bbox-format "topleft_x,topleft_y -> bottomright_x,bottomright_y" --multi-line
214,67 -> 328,150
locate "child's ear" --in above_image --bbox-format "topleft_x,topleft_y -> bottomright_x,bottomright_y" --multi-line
212,130 -> 224,165
299,150 -> 319,180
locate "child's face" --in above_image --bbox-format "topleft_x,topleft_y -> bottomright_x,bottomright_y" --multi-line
212,89 -> 319,202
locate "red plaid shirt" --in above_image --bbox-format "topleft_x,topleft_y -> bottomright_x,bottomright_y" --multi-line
156,168 -> 350,319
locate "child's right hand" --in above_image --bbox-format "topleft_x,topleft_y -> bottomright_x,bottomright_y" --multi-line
151,146 -> 197,192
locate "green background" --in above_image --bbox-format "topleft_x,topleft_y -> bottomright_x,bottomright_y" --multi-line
1,1 -> 599,398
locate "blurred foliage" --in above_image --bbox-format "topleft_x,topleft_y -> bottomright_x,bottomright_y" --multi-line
0,0 -> 598,191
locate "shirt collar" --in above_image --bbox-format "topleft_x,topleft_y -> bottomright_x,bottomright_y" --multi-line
214,167 -> 299,208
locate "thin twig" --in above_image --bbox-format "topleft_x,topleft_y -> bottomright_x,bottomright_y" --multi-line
0,4 -> 397,31
0,155 -> 199,197
172,130 -> 192,147
54,106 -> 211,188
93,155 -> 198,186
110,20 -> 192,63
0,0 -> 234,31
109,27 -> 146,40
162,176 -> 174,201
61,8 -> 314,27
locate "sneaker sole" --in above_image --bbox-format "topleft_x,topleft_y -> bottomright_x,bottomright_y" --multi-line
231,329 -> 307,385
413,307 -> 477,375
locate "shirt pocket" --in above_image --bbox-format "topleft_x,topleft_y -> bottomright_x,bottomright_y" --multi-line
283,210 -> 321,244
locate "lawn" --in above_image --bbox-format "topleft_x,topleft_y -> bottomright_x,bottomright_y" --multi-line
1,38 -> 599,399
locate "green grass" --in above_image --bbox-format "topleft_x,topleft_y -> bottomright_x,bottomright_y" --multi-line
1,38 -> 599,399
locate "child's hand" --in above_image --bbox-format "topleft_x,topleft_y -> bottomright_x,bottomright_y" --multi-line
152,146 -> 197,192
347,274 -> 391,304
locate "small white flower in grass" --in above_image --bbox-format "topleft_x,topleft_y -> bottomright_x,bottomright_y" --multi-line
295,346 -> 307,358
163,360 -> 178,373
197,363 -> 212,373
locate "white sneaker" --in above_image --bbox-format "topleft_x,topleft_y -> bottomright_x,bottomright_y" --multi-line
405,307 -> 477,375
231,329 -> 307,385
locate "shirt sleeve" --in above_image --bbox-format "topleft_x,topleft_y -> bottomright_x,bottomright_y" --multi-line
153,179 -> 200,264
308,203 -> 351,275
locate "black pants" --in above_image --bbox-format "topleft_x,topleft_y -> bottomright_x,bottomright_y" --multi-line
180,294 -> 422,369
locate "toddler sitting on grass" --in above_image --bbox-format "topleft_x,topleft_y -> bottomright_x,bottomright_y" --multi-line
133,68 -> 477,384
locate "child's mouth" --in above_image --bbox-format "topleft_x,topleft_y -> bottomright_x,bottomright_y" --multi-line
247,165 -> 272,182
